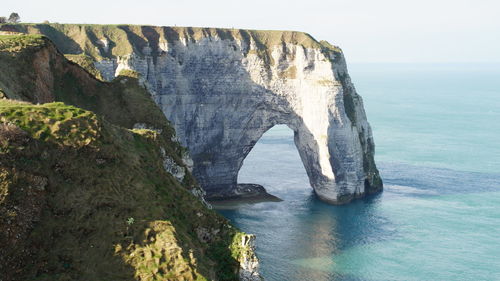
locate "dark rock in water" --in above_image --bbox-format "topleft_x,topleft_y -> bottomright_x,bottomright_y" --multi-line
208,183 -> 283,203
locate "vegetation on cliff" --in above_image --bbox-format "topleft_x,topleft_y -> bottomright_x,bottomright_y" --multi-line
0,34 -> 191,185
0,23 -> 342,68
0,34 -> 255,281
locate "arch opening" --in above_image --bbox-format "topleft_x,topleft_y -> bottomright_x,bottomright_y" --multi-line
236,124 -> 312,201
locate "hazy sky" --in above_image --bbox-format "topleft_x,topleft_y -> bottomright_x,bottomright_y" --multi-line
2,0 -> 499,62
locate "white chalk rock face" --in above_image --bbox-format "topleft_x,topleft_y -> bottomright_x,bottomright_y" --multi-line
95,28 -> 383,204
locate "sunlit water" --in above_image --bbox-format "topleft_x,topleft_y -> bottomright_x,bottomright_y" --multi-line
217,63 -> 500,281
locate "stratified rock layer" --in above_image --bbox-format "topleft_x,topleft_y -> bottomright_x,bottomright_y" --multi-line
5,24 -> 383,204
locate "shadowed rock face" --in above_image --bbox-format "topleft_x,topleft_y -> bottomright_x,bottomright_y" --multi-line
9,24 -> 382,204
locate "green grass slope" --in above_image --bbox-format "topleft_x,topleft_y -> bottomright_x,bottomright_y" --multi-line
0,100 -> 250,281
0,35 -> 257,280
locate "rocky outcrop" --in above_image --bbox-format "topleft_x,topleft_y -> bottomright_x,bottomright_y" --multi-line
237,234 -> 262,281
4,24 -> 383,204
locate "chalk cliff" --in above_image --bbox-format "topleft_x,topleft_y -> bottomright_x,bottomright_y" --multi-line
2,24 -> 382,204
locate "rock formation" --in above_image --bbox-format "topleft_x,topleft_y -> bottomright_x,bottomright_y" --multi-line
2,24 -> 382,204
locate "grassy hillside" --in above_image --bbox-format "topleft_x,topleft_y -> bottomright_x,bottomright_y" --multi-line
0,35 -> 257,280
0,33 -> 198,190
0,100 -> 251,280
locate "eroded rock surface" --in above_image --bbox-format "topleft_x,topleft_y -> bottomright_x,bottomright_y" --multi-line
238,234 -> 262,281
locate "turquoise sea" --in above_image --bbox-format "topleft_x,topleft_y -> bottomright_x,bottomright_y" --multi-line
217,63 -> 500,281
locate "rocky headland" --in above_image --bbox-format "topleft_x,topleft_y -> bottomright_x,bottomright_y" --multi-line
0,23 -> 382,204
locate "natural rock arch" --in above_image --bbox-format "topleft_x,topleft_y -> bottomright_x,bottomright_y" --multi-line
136,34 -> 383,204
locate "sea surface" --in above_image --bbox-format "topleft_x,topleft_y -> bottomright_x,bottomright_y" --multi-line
217,63 -> 500,281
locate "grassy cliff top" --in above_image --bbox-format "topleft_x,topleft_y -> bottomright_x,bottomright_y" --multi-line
0,100 -> 100,147
0,23 -> 341,60
0,34 -> 47,52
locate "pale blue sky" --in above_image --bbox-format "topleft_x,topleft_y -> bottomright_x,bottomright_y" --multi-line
2,0 -> 499,63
